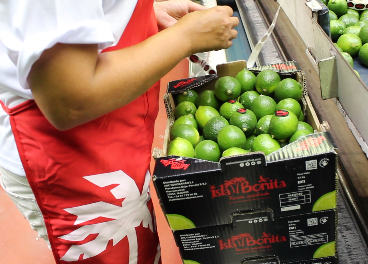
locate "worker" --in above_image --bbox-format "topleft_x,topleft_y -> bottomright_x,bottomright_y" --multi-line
0,0 -> 238,263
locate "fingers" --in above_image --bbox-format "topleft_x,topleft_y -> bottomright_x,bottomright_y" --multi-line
230,15 -> 239,29
230,28 -> 238,40
172,4 -> 240,53
218,5 -> 234,17
186,0 -> 208,12
212,6 -> 239,29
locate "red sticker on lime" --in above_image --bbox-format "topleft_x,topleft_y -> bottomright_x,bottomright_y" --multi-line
275,110 -> 289,116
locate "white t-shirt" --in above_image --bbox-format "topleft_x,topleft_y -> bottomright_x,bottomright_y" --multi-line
0,0 -> 138,176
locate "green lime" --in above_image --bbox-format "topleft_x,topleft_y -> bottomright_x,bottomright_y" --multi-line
255,114 -> 273,135
239,90 -> 260,109
355,70 -> 361,77
198,135 -> 204,144
330,19 -> 346,41
346,8 -> 360,19
175,89 -> 198,105
255,69 -> 281,95
217,125 -> 247,151
167,137 -> 195,158
361,9 -> 368,20
245,134 -> 256,150
235,69 -> 257,93
359,42 -> 368,66
174,101 -> 197,119
361,16 -> 368,22
170,124 -> 200,147
183,260 -> 201,264
214,76 -> 242,102
276,98 -> 302,117
166,214 -> 196,230
289,130 -> 312,143
341,51 -> 354,67
252,134 -> 281,155
297,121 -> 314,133
202,116 -> 229,142
359,24 -> 368,44
269,110 -> 299,141
327,0 -> 348,17
250,95 -> 277,120
343,25 -> 361,35
337,33 -> 362,56
312,191 -> 337,211
195,89 -> 221,110
313,241 -> 336,258
299,110 -> 305,121
195,105 -> 220,130
195,140 -> 221,162
219,100 -> 244,120
229,108 -> 257,136
172,114 -> 198,130
339,14 -> 359,27
356,20 -> 368,28
222,147 -> 250,157
329,10 -> 338,21
274,78 -> 303,102
334,43 -> 343,52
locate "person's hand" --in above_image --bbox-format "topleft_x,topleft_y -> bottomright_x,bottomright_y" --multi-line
172,5 -> 239,55
154,0 -> 207,31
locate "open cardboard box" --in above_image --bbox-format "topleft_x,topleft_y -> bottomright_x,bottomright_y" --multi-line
152,60 -> 338,263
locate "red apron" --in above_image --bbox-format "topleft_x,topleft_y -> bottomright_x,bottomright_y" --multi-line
1,1 -> 161,263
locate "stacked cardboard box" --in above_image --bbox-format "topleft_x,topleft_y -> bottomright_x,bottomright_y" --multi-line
153,61 -> 338,264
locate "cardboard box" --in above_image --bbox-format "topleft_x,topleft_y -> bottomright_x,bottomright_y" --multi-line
153,131 -> 337,229
152,61 -> 338,263
242,255 -> 338,264
173,210 -> 337,264
153,61 -> 338,229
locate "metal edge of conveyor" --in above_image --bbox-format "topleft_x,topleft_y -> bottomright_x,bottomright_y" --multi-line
252,0 -> 368,253
338,163 -> 368,247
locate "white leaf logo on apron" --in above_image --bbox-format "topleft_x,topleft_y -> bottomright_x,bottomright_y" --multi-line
59,170 -> 153,263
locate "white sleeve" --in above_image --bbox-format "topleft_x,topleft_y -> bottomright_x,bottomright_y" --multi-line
0,0 -> 125,90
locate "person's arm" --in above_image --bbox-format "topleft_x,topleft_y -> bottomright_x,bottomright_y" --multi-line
28,5 -> 238,131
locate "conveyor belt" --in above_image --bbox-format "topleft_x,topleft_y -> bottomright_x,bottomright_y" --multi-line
336,181 -> 368,262
217,0 -> 368,262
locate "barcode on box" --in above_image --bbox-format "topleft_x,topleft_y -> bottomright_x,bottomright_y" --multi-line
305,160 -> 317,170
307,217 -> 318,226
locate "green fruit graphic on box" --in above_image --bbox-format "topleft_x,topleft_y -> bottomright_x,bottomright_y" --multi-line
312,191 -> 337,211
184,260 -> 201,264
313,241 -> 336,258
166,214 -> 196,231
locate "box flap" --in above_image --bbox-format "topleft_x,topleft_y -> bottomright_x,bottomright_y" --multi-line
266,132 -> 337,162
153,156 -> 221,179
167,75 -> 217,94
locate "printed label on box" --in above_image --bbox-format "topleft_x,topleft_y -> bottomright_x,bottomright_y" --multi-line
174,210 -> 336,264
